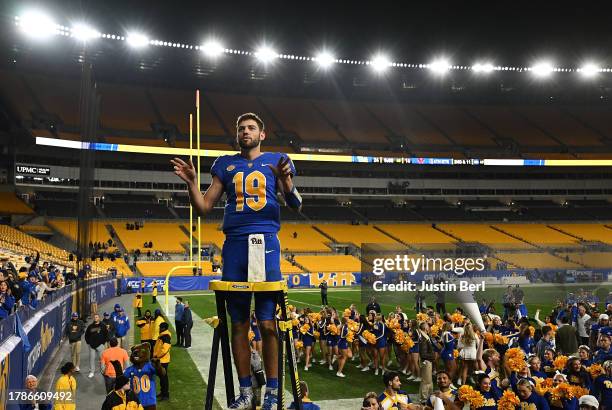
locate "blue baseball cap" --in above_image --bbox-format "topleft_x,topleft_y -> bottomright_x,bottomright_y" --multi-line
71,312 -> 78,318
114,303 -> 121,309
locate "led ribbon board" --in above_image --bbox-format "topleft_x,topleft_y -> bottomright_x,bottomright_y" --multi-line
36,137 -> 612,166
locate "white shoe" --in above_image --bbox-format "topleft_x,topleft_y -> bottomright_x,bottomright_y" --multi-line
304,366 -> 308,371
319,360 -> 326,365
457,379 -> 462,386
336,372 -> 346,378
356,364 -> 363,369
387,360 -> 393,367
367,361 -> 373,367
406,375 -> 415,381
375,369 -> 379,376
88,372 -> 94,378
332,356 -> 337,364
361,366 -> 370,372
413,377 -> 422,382
74,367 -> 80,372
328,365 -> 334,371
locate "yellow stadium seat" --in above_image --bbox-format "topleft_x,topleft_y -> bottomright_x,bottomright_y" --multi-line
137,261 -> 213,276
494,252 -> 581,269
316,225 -> 399,246
492,224 -> 580,247
278,224 -> 331,252
550,224 -> 612,245
295,255 -> 362,273
376,224 -> 455,250
440,224 -> 532,249
0,192 -> 33,214
113,222 -> 189,253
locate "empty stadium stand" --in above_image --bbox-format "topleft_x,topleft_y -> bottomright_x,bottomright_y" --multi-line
0,192 -> 33,214
294,254 -> 362,273
112,222 -> 189,253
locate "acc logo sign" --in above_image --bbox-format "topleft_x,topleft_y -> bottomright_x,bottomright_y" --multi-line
0,355 -> 9,410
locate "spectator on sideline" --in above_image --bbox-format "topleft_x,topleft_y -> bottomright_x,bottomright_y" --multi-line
0,280 -> 15,319
574,304 -> 592,347
67,312 -> 85,372
318,280 -> 328,306
101,312 -> 116,345
288,381 -> 320,410
133,293 -> 143,317
110,303 -> 122,322
100,337 -> 130,393
153,322 -> 172,401
101,372 -> 142,410
152,309 -> 165,343
183,301 -> 193,348
174,297 -> 185,347
85,313 -> 108,378
366,296 -> 381,314
20,375 -> 51,410
556,315 -> 578,355
114,308 -> 130,349
140,278 -> 145,294
151,281 -> 158,304
137,309 -> 155,351
54,362 -> 77,410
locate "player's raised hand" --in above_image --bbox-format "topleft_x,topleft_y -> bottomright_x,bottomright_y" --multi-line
171,157 -> 197,186
267,156 -> 292,181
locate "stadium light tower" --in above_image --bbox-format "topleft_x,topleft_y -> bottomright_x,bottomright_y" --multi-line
126,32 -> 149,48
472,62 -> 495,74
255,46 -> 278,63
16,10 -> 58,39
370,54 -> 391,73
71,23 -> 101,42
579,63 -> 600,78
429,58 -> 451,75
531,61 -> 554,78
315,51 -> 335,69
201,39 -> 224,58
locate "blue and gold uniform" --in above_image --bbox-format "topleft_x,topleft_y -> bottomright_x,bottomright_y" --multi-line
378,390 -> 410,410
211,152 -> 296,323
123,363 -> 157,408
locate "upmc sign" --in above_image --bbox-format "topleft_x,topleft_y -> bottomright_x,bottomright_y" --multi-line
15,164 -> 51,176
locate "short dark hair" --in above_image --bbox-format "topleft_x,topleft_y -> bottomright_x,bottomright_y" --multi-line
542,325 -> 552,335
109,337 -> 118,347
236,113 -> 264,131
383,371 -> 400,387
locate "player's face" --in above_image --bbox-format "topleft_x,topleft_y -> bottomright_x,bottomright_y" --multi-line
236,119 -> 265,149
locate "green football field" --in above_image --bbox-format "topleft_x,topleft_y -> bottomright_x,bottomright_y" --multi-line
137,283 -> 607,407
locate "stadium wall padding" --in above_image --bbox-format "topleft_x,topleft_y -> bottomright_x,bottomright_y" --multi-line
0,278 -> 116,410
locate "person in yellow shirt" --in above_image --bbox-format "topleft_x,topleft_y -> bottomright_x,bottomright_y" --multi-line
153,322 -> 172,401
133,293 -> 143,318
151,281 -> 158,304
137,310 -> 154,351
55,362 -> 77,410
151,309 -> 165,342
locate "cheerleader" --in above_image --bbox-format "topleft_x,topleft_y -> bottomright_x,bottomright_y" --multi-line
518,322 -> 535,355
326,309 -> 340,371
250,311 -> 262,355
528,355 -> 547,379
356,314 -> 371,372
546,373 -> 579,410
578,345 -> 592,367
542,348 -> 557,377
300,316 -> 315,371
440,322 -> 458,381
385,313 -> 397,368
565,357 -> 592,390
365,310 -> 378,371
317,310 -> 328,364
407,319 -> 420,382
516,378 -> 551,410
509,362 -> 534,393
373,313 -> 389,376
475,373 -> 501,410
336,317 -> 351,378
458,323 -> 479,386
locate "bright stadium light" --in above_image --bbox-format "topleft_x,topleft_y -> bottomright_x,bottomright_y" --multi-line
531,61 -> 554,77
315,51 -> 335,68
17,10 -> 58,38
201,39 -> 224,57
579,63 -> 600,78
71,23 -> 101,42
126,32 -> 149,48
429,58 -> 451,74
255,46 -> 278,63
370,55 -> 391,72
472,62 -> 495,73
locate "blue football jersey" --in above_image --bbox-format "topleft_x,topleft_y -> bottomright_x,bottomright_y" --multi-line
211,152 -> 296,238
124,362 -> 157,407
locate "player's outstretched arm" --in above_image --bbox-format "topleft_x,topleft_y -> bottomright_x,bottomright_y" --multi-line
171,157 -> 224,216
